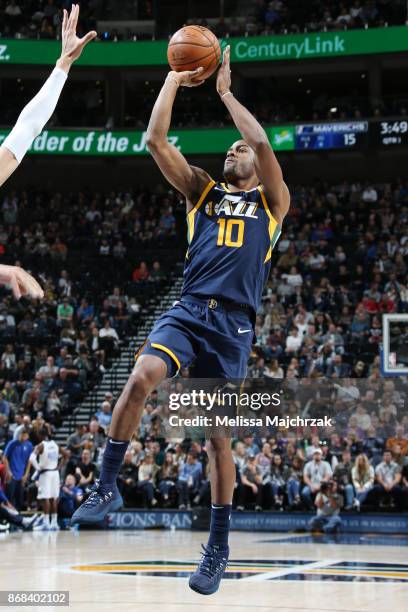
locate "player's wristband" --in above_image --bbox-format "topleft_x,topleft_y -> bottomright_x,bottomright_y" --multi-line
221,91 -> 233,100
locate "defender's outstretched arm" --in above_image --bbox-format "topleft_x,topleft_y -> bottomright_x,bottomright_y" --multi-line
146,69 -> 211,210
0,4 -> 96,188
0,5 -> 96,301
216,46 -> 290,224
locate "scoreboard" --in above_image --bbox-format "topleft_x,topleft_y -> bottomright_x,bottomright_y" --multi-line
295,121 -> 369,151
370,120 -> 408,148
283,120 -> 408,151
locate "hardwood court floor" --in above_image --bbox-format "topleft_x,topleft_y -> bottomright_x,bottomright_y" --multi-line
1,529 -> 407,612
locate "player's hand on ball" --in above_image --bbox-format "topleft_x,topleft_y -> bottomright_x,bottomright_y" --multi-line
58,4 -> 97,70
0,264 -> 44,300
216,45 -> 232,97
168,68 -> 205,88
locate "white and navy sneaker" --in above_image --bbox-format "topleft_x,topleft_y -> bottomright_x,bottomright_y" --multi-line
189,544 -> 229,595
71,483 -> 123,526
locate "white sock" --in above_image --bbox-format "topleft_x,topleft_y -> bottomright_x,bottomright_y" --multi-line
47,514 -> 53,527
51,513 -> 58,525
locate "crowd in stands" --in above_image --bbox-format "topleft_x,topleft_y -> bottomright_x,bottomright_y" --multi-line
3,74 -> 407,130
126,82 -> 408,132
2,375 -> 408,520
248,180 -> 408,379
1,1 -> 405,40
0,184 -> 178,525
188,0 -> 406,39
0,187 -> 179,258
0,179 -> 408,524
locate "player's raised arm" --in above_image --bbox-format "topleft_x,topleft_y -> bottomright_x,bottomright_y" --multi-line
146,70 -> 212,210
216,46 -> 290,224
0,4 -> 96,188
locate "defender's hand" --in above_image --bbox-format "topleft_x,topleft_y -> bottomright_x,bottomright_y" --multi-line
216,46 -> 231,97
57,4 -> 97,73
167,68 -> 205,88
0,264 -> 44,300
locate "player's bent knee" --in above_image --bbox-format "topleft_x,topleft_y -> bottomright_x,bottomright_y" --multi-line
127,358 -> 165,404
126,372 -> 153,404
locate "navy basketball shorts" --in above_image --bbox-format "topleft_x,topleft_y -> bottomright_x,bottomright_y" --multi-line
137,295 -> 254,378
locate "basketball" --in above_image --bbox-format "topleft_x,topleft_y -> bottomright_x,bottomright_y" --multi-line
167,25 -> 221,81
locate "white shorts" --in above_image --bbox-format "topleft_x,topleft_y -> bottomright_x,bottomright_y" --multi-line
37,471 -> 60,500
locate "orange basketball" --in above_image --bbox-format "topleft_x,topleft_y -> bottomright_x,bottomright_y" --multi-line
167,25 -> 221,81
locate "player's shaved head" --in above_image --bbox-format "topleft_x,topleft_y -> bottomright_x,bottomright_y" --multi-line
223,139 -> 258,184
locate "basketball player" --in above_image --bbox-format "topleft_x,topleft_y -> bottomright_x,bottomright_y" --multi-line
0,4 -> 95,301
0,493 -> 40,532
29,428 -> 60,530
72,46 -> 290,595
0,450 -> 39,531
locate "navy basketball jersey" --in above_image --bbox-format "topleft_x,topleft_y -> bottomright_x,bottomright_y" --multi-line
181,180 -> 281,312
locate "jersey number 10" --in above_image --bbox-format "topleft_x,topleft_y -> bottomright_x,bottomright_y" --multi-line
216,218 -> 244,248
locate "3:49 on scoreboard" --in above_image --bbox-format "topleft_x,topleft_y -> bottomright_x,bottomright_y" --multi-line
371,120 -> 408,147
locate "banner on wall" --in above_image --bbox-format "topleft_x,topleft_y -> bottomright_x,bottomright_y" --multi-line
1,120 -> 405,157
0,127 -> 296,156
0,26 -> 407,67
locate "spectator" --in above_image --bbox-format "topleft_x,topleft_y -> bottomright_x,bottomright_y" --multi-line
177,451 -> 202,510
302,448 -> 332,509
67,425 -> 86,461
75,449 -> 95,492
59,474 -> 83,519
149,261 -> 165,282
237,455 -> 264,511
326,354 -> 350,378
117,450 -> 138,507
99,320 -> 119,357
0,395 -> 10,419
82,420 -> 105,457
386,425 -> 408,455
309,480 -> 343,534
0,415 -> 9,447
362,185 -> 378,203
132,261 -> 150,282
352,403 -> 372,433
372,450 -> 403,510
4,428 -> 33,510
269,454 -> 290,510
286,455 -> 303,508
285,328 -> 303,353
333,449 -> 355,510
138,453 -> 159,508
306,436 -> 322,460
57,298 -> 74,327
157,451 -> 178,506
96,401 -> 112,431
352,453 -> 375,510
38,356 -> 58,386
76,299 -> 94,324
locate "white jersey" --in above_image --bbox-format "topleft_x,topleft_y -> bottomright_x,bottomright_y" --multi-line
39,440 -> 59,471
37,440 -> 60,500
